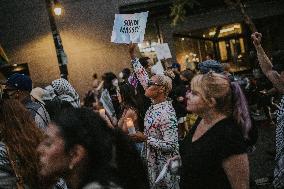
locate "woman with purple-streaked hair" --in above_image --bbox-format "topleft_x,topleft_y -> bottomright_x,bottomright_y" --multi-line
180,71 -> 251,189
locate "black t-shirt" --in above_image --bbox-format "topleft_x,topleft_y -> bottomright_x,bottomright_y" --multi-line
180,117 -> 247,189
170,83 -> 188,118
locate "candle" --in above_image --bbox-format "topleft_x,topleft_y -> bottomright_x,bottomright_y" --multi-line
126,118 -> 136,134
99,109 -> 106,117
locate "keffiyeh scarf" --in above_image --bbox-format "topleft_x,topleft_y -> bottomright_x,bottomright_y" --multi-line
274,96 -> 284,188
43,78 -> 80,108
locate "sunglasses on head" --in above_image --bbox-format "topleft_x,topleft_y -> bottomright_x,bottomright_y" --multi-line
147,80 -> 163,87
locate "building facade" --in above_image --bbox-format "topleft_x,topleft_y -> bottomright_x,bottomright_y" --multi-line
122,0 -> 284,71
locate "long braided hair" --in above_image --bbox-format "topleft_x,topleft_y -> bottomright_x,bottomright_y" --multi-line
0,99 -> 44,188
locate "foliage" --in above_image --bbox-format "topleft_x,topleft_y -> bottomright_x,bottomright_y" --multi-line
171,0 -> 257,32
170,0 -> 199,26
223,0 -> 257,32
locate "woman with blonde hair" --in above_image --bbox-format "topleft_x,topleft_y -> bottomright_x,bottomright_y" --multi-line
180,72 -> 251,189
0,99 -> 44,189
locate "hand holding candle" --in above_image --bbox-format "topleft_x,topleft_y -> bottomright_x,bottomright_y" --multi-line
126,118 -> 136,134
99,108 -> 106,117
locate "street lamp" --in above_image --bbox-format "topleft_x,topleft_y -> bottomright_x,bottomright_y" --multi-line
53,0 -> 62,16
45,0 -> 68,80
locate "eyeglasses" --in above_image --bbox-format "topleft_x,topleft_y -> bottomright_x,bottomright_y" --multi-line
147,80 -> 163,87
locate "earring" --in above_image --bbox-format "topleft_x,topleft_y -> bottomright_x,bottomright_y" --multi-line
69,164 -> 74,170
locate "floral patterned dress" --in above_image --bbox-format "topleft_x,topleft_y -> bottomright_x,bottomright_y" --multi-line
132,58 -> 180,189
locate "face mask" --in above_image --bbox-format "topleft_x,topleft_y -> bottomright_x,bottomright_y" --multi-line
181,80 -> 189,86
118,72 -> 124,79
112,79 -> 119,87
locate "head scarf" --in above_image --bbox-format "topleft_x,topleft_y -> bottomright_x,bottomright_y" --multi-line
43,78 -> 80,108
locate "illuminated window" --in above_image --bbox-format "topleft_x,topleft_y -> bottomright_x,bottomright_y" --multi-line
174,23 -> 249,71
219,41 -> 227,61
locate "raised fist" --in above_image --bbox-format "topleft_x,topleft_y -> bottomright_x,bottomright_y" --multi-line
251,32 -> 262,47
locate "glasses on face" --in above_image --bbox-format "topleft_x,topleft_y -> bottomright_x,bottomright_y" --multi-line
147,80 -> 163,87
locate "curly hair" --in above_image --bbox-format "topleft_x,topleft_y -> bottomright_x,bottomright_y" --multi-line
0,99 -> 44,188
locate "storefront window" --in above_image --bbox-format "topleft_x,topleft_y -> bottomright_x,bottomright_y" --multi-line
174,23 -> 249,72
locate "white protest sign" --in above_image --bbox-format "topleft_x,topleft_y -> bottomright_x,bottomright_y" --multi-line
111,12 -> 148,44
100,89 -> 116,119
151,60 -> 165,75
155,43 -> 172,60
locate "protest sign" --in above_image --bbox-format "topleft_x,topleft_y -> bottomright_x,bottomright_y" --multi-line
100,89 -> 116,119
151,60 -> 165,75
111,12 -> 148,44
155,43 -> 172,60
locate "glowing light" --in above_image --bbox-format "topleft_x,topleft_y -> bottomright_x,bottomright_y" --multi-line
209,24 -> 241,36
54,7 -> 62,16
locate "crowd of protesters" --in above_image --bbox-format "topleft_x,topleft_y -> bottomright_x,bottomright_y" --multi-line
0,32 -> 283,189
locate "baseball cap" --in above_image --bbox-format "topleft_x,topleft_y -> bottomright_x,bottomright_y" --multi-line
5,73 -> 32,92
198,60 -> 224,74
171,63 -> 180,69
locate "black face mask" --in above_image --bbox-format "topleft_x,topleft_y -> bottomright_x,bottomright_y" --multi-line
181,80 -> 189,86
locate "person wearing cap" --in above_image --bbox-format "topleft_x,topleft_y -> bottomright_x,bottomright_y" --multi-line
171,62 -> 181,73
129,44 -> 179,188
197,59 -> 224,74
3,73 -> 50,130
